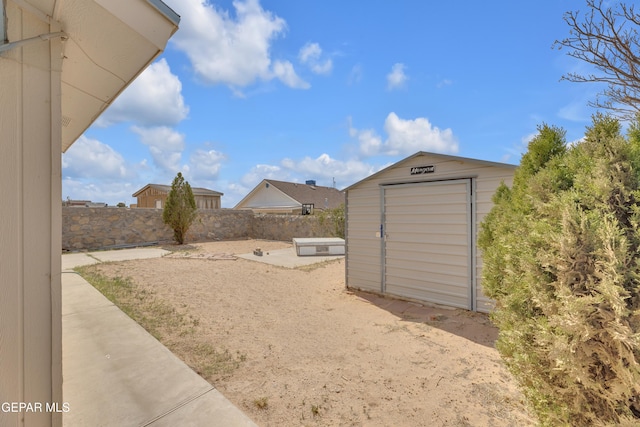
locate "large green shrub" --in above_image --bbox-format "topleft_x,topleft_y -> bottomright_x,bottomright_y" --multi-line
479,116 -> 640,425
162,172 -> 197,245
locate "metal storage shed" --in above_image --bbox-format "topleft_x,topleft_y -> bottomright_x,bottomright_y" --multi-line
345,151 -> 516,312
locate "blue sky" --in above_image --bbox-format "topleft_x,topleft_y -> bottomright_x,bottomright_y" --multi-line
62,0 -> 601,207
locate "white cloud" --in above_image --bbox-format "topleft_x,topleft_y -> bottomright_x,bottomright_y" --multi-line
96,59 -> 188,127
384,112 -> 458,155
132,126 -> 185,174
62,178 -> 140,206
437,79 -> 453,88
348,118 -> 383,157
348,64 -> 363,85
167,0 -> 308,90
272,60 -> 311,89
226,163 -> 288,207
558,99 -> 592,122
240,164 -> 286,187
299,42 -> 320,63
387,63 -> 408,90
350,113 -> 459,157
299,42 -> 333,75
500,131 -> 537,163
280,153 -> 378,188
62,135 -> 133,180
189,149 -> 226,180
61,136 -> 142,205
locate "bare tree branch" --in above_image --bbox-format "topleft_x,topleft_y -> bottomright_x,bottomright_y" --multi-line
555,0 -> 640,119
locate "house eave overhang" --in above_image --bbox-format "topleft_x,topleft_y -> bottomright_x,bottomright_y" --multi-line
57,0 -> 179,152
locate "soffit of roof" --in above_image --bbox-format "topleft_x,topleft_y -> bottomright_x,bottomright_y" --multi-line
57,0 -> 179,152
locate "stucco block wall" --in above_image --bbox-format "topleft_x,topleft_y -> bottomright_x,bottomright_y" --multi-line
251,213 -> 334,241
62,208 -> 252,250
62,208 -> 339,251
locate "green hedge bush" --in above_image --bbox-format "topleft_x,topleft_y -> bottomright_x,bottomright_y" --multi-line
479,115 -> 640,425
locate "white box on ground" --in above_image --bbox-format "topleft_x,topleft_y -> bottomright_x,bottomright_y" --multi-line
293,237 -> 345,256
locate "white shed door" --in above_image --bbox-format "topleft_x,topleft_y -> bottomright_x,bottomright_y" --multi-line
383,179 -> 473,310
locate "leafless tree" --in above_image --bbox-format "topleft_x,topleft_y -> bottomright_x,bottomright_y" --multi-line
555,1 -> 640,119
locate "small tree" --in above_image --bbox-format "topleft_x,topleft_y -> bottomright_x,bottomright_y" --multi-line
479,116 -> 640,425
162,172 -> 197,245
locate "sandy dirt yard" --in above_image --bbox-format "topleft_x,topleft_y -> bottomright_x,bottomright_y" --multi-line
89,239 -> 535,427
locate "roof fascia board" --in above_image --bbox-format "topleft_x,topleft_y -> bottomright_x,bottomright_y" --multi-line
146,0 -> 179,25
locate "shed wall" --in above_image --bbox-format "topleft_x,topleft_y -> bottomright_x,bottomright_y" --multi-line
345,153 -> 514,312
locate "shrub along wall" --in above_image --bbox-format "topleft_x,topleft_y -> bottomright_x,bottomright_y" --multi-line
62,207 -> 338,251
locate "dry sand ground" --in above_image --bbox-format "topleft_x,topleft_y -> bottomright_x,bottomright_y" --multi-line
90,240 -> 535,426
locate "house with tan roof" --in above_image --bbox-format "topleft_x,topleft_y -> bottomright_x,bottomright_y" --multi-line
234,179 -> 345,214
133,184 -> 223,209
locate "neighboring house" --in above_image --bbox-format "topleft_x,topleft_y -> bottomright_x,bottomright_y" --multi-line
234,179 -> 345,214
64,199 -> 91,207
133,184 -> 223,209
63,199 -> 107,207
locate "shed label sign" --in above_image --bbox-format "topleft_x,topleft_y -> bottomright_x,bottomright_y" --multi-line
410,165 -> 435,175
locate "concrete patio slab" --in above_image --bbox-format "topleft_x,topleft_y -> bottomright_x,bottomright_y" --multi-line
237,246 -> 343,268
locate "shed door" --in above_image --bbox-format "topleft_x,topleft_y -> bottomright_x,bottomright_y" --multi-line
383,179 -> 473,310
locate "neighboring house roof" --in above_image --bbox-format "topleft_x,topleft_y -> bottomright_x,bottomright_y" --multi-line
132,184 -> 223,197
234,179 -> 345,211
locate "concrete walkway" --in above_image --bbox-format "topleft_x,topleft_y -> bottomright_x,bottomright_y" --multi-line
62,248 -> 258,427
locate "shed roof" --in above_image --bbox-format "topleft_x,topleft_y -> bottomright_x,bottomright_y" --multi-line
345,151 -> 517,191
132,184 -> 224,197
